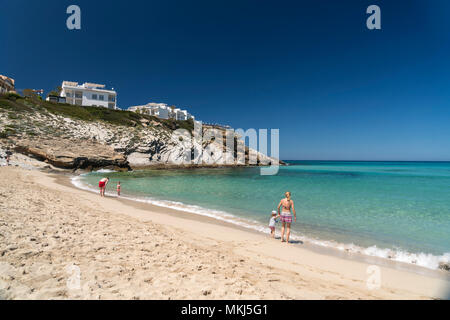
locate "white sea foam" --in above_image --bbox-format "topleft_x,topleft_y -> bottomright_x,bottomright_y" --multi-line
71,175 -> 450,271
93,169 -> 117,173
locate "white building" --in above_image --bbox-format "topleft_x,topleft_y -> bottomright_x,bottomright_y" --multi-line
128,103 -> 195,121
174,108 -> 189,121
60,81 -> 117,109
128,103 -> 170,119
45,95 -> 66,104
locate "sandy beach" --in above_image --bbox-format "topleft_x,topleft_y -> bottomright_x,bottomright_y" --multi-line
0,165 -> 449,300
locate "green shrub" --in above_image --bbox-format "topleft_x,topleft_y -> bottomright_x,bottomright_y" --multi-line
0,96 -> 195,132
4,92 -> 22,100
8,112 -> 20,120
0,127 -> 16,138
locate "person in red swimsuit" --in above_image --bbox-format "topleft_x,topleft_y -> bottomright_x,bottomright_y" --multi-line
98,177 -> 109,197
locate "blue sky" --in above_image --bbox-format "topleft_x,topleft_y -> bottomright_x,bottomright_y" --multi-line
1,0 -> 450,160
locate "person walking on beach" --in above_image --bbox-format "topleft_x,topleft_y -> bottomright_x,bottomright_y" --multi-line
98,177 -> 109,197
277,191 -> 296,243
269,210 -> 279,238
117,181 -> 121,197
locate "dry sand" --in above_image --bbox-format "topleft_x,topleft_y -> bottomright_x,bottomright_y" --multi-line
0,166 -> 449,300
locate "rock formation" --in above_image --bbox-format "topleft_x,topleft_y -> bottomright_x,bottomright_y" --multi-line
0,95 -> 282,171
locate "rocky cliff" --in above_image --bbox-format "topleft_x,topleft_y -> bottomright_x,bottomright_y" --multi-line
0,94 -> 281,171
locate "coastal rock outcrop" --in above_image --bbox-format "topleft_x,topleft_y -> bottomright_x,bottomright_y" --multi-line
13,138 -> 129,170
0,95 -> 281,170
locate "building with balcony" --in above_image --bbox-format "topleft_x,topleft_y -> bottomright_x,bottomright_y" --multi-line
128,103 -> 195,121
172,108 -> 191,121
0,75 -> 15,94
128,103 -> 170,119
45,95 -> 67,104
60,81 -> 117,109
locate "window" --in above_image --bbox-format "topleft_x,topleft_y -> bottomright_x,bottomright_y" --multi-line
75,91 -> 82,99
92,94 -> 97,100
99,95 -> 104,101
108,95 -> 115,102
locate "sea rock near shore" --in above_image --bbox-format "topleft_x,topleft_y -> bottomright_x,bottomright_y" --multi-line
438,262 -> 450,271
14,138 -> 129,170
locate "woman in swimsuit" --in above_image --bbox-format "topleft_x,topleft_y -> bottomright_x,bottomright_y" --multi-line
277,191 -> 296,243
98,177 -> 109,197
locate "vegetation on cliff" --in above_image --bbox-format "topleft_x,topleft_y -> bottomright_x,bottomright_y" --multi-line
0,93 -> 194,135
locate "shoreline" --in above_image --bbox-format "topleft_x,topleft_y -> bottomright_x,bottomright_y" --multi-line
72,171 -> 450,274
64,171 -> 450,288
1,166 -> 449,299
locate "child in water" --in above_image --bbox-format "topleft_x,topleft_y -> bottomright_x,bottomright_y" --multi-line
117,181 -> 121,197
269,210 -> 279,238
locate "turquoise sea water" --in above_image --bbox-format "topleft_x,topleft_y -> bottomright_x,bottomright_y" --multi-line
75,161 -> 450,269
